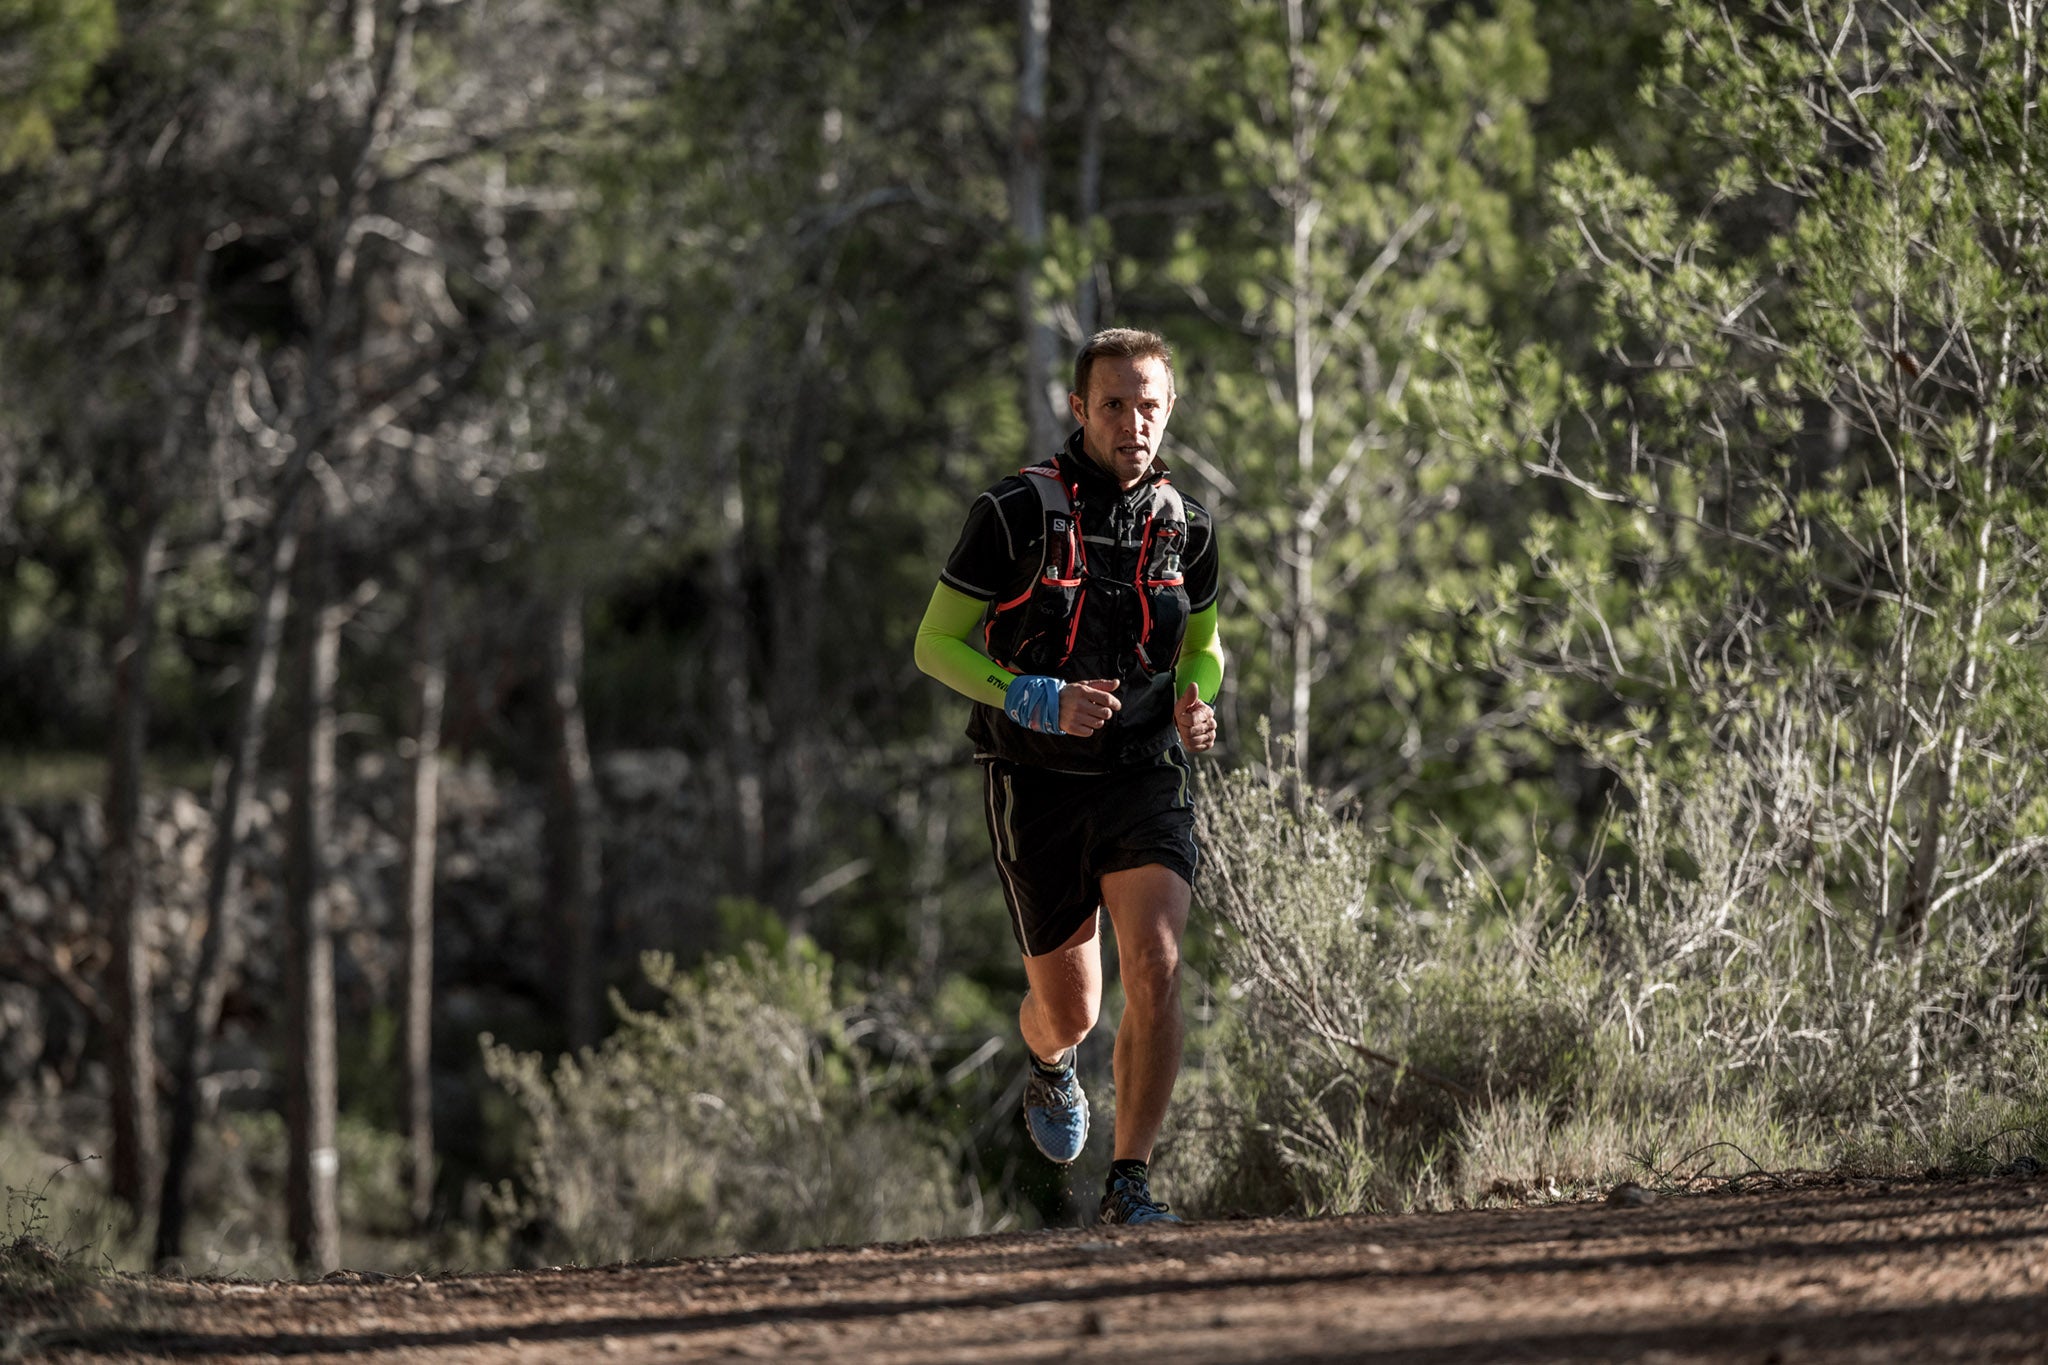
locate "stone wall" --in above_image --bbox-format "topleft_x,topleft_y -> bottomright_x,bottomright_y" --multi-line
0,750 -> 715,1114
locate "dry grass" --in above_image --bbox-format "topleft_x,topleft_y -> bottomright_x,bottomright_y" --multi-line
1166,745 -> 2048,1217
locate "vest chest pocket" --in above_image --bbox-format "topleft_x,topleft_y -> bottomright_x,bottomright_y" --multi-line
1144,523 -> 1186,585
1041,514 -> 1083,587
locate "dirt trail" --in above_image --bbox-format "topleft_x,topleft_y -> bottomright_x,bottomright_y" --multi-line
45,1175 -> 2048,1363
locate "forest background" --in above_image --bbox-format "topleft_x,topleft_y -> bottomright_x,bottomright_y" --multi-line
4,0 -> 2048,1287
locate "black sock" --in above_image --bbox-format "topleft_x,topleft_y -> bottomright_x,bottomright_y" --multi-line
1109,1158 -> 1148,1189
1029,1049 -> 1070,1076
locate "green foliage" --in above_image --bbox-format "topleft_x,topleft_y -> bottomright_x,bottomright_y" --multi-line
1173,0 -> 1565,890
10,0 -> 2048,1269
0,0 -> 117,169
482,941 -> 974,1264
0,458 -> 118,748
1494,0 -> 2048,959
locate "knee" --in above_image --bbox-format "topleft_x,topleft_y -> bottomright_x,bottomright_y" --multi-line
1120,939 -> 1182,1013
1036,992 -> 1099,1044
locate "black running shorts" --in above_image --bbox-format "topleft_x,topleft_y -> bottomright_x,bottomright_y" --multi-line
979,748 -> 1201,958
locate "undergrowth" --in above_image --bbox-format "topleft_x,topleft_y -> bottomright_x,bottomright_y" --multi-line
0,1158 -> 149,1360
484,937 -> 978,1264
1164,749 -> 2048,1216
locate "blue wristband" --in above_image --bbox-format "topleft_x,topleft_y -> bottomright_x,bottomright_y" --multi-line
1004,674 -> 1066,735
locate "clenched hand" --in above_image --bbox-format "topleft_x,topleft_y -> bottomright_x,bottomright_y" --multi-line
1175,682 -> 1216,753
1060,678 -> 1122,736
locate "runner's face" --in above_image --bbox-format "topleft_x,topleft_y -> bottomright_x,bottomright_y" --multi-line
1070,356 -> 1174,489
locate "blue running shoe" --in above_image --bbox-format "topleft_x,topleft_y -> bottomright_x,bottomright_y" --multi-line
1022,1052 -> 1088,1164
1099,1169 -> 1182,1226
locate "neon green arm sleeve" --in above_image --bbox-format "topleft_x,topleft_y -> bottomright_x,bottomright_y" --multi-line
1175,603 -> 1225,703
917,583 -> 1224,708
914,582 -> 1014,707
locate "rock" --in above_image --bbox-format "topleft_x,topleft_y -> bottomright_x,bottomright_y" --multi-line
168,790 -> 207,832
598,749 -> 692,805
7,882 -> 51,925
71,796 -> 104,850
23,830 -> 56,873
0,807 -> 30,859
0,983 -> 48,1087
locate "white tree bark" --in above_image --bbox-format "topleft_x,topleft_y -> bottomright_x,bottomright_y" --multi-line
400,549 -> 446,1226
1011,0 -> 1060,455
284,510 -> 341,1275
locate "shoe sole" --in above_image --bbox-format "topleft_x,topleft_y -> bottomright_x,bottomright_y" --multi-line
1025,1108 -> 1087,1164
1023,1079 -> 1088,1164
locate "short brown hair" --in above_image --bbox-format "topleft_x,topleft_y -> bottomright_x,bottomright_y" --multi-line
1072,328 -> 1175,402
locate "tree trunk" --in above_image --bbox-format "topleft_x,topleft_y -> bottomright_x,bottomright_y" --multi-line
1894,177 -> 2030,954
1075,35 -> 1108,341
763,332 -> 831,930
106,248 -> 207,1236
1010,0 -> 1058,455
155,473 -> 303,1267
103,505 -> 165,1228
1284,0 -> 1319,777
399,551 -> 446,1227
159,0 -> 416,1269
284,511 -> 342,1275
707,411 -> 765,894
906,777 -> 952,985
543,588 -> 602,1051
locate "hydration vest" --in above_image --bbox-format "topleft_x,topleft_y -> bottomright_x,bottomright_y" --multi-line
982,461 -> 1191,681
969,454 -> 1193,771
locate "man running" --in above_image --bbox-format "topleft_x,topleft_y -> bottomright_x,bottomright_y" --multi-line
914,327 -> 1224,1226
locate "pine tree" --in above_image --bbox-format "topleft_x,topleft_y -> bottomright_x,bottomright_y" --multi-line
1178,0 -> 1549,836
1518,0 -> 2048,988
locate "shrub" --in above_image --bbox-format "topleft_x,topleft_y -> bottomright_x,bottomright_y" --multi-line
484,939 -> 975,1264
1167,748 -> 2048,1215
1171,761 -> 1610,1214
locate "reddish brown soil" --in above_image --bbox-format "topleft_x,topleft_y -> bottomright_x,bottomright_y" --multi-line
43,1175 -> 2048,1363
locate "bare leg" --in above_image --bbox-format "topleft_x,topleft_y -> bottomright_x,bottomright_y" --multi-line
1099,864 -> 1189,1162
1019,910 -> 1103,1065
